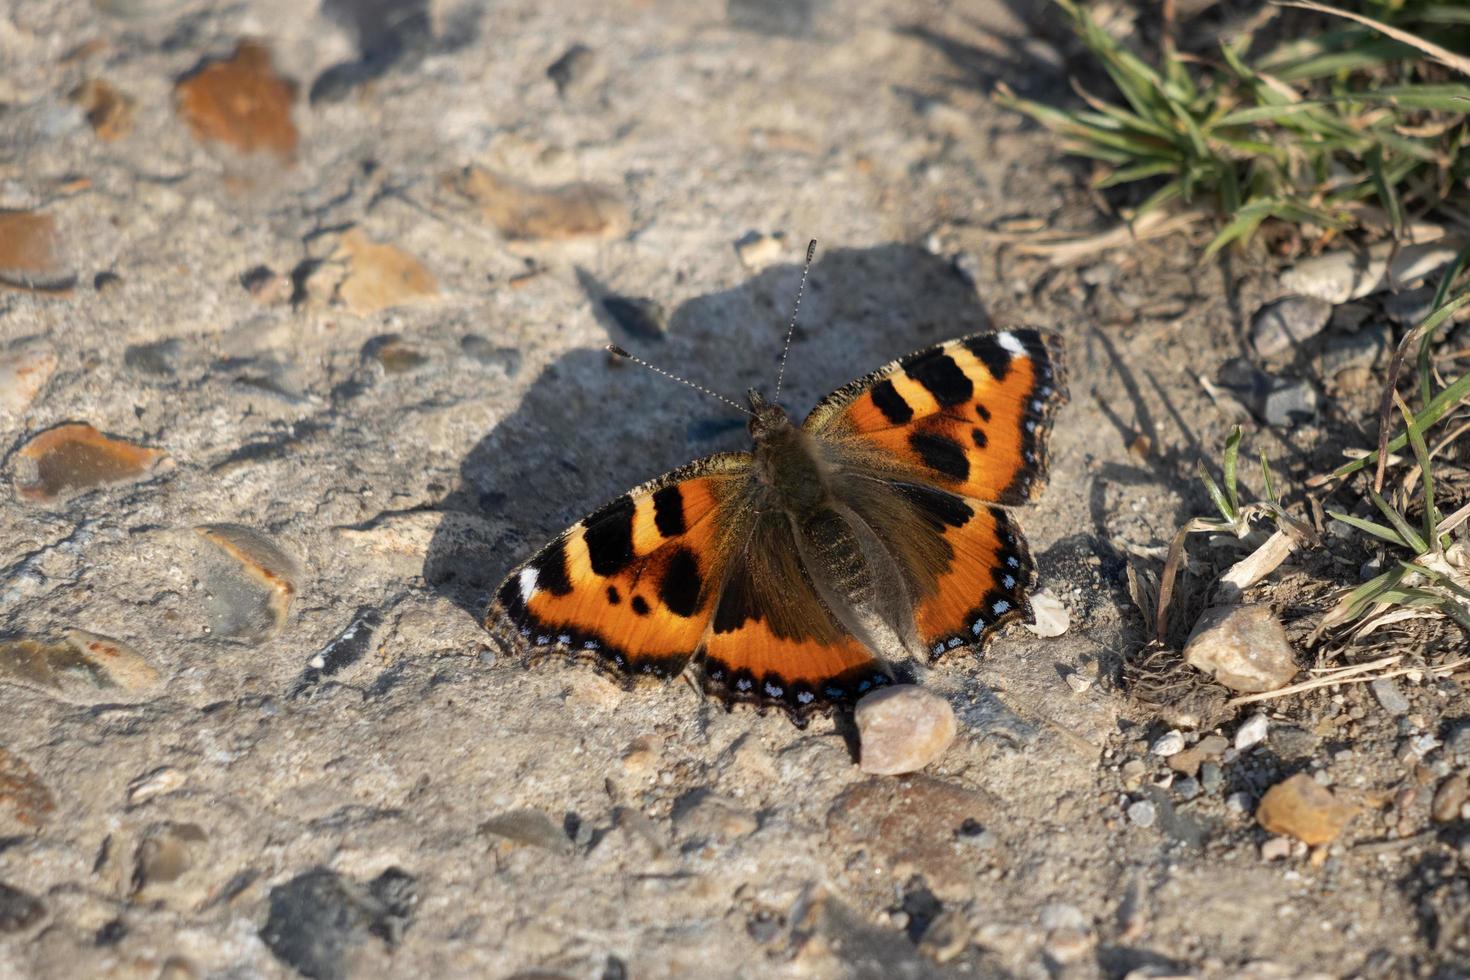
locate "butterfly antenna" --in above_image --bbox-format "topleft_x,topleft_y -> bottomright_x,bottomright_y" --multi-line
607,345 -> 752,416
773,239 -> 817,401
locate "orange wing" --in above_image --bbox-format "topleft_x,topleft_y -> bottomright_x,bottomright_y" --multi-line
697,511 -> 894,727
804,330 -> 1067,504
484,453 -> 751,682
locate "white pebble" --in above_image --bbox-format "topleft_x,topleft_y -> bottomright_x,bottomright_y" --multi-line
1126,800 -> 1156,828
1151,730 -> 1186,757
1236,714 -> 1270,750
855,685 -> 957,776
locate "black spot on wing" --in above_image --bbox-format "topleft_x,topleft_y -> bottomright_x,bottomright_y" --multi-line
975,403 -> 991,422
582,495 -> 636,576
908,431 -> 970,481
894,482 -> 973,530
905,353 -> 973,407
530,539 -> 574,596
963,335 -> 1012,383
659,547 -> 703,618
971,427 -> 987,449
631,595 -> 650,616
869,379 -> 913,425
607,585 -> 621,604
652,485 -> 686,538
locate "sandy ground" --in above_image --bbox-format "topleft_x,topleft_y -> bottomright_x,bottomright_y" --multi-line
2,0 -> 1467,977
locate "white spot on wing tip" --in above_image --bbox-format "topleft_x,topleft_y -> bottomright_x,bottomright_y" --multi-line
998,332 -> 1027,355
518,567 -> 539,602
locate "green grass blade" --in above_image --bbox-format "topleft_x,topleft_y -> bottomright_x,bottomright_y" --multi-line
1094,160 -> 1180,188
1369,489 -> 1428,554
1328,510 -> 1411,548
1394,398 -> 1439,550
1260,451 -> 1279,506
1367,147 -> 1404,241
1222,425 -> 1242,514
1199,462 -> 1237,525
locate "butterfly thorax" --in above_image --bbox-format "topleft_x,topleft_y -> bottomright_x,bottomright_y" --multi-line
747,388 -> 830,518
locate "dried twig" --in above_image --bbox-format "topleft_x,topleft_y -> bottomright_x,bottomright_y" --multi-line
1225,656 -> 1468,707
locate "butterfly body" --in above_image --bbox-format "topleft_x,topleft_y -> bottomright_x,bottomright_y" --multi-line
485,329 -> 1068,727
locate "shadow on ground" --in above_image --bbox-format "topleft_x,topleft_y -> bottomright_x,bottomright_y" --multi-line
424,243 -> 992,620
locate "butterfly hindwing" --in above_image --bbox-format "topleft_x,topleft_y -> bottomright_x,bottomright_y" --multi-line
697,510 -> 894,726
485,453 -> 751,682
804,329 -> 1067,504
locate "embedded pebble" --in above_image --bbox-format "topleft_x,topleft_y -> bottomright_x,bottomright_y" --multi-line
1199,762 -> 1223,794
854,685 -> 957,776
1251,295 -> 1333,357
363,334 -> 431,374
672,791 -> 758,842
0,631 -> 158,700
1236,714 -> 1270,750
0,340 -> 59,415
0,881 -> 46,933
1370,678 -> 1410,716
734,231 -> 785,270
1260,836 -> 1292,861
175,41 -> 298,161
1184,605 -> 1298,693
127,766 -> 187,805
13,423 -> 172,503
546,44 -> 598,98
448,167 -> 630,240
480,809 -> 574,856
1126,800 -> 1156,828
1432,774 -> 1468,823
1150,730 -> 1185,757
0,748 -> 55,832
133,822 -> 207,893
1174,777 -> 1201,801
194,524 -> 301,643
70,79 -> 134,141
1267,725 -> 1319,760
329,231 -> 437,316
459,335 -> 521,374
1022,588 -> 1069,637
1064,672 -> 1092,694
0,210 -> 67,289
1256,774 -> 1356,844
917,909 -> 970,964
259,867 -> 417,979
1226,792 -> 1251,814
124,338 -> 184,377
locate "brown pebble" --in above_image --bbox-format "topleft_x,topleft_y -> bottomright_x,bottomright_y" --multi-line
855,685 -> 957,776
70,80 -> 135,141
446,167 -> 629,241
1256,774 -> 1357,845
0,748 -> 56,832
14,423 -> 171,502
194,524 -> 301,642
175,41 -> 298,161
1432,774 -> 1468,823
331,231 -> 437,316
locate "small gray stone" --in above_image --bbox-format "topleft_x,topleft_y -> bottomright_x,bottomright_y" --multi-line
1382,285 -> 1437,326
480,809 -> 574,856
259,867 -> 417,980
1319,322 -> 1391,378
459,335 -> 522,375
547,44 -> 597,98
1370,678 -> 1410,716
1215,359 -> 1318,427
124,338 -> 184,377
1251,295 -> 1333,357
1199,762 -> 1223,794
1268,725 -> 1320,760
1174,776 -> 1201,801
1126,800 -> 1156,828
0,881 -> 45,933
1184,605 -> 1298,693
1445,722 -> 1470,760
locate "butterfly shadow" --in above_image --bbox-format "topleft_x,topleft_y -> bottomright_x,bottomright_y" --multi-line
424,243 -> 993,622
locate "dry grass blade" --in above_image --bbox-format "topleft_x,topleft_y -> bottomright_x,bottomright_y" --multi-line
1274,1 -> 1470,78
1009,209 -> 1209,265
1225,655 -> 1468,707
1217,529 -> 1297,601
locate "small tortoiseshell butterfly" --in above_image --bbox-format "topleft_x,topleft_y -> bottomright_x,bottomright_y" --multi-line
485,245 -> 1067,727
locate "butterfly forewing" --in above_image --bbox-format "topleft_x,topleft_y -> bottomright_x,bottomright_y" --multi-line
485,452 -> 752,681
804,329 -> 1066,504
